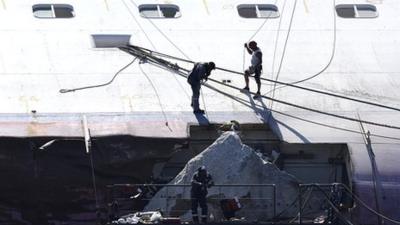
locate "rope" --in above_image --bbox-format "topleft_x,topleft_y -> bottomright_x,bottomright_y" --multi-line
289,186 -> 314,223
358,114 -> 383,224
89,143 -> 99,210
126,45 -> 400,113
214,65 -> 400,112
121,45 -> 400,130
201,81 -> 400,141
122,0 -> 156,50
289,0 -> 337,85
310,185 -> 355,225
270,0 -> 298,110
123,47 -> 400,140
267,0 -> 338,95
138,63 -> 171,130
341,185 -> 400,224
122,0 -> 190,100
126,0 -> 206,115
206,76 -> 400,130
128,0 -> 191,61
59,58 -> 137,93
271,0 -> 288,88
243,0 -> 279,72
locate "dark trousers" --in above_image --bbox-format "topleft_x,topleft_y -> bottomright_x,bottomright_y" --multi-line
192,196 -> 207,222
190,83 -> 201,110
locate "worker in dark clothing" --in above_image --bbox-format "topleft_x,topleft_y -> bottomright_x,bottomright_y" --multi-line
191,166 -> 214,223
187,62 -> 216,114
242,41 -> 263,99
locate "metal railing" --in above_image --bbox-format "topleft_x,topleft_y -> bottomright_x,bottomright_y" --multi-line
106,182 -> 354,224
298,183 -> 351,224
106,183 -> 276,220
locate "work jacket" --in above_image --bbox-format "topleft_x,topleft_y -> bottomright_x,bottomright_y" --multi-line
187,63 -> 208,85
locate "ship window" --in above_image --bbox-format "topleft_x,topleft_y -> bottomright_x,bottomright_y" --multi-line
91,34 -> 131,48
33,4 -> 75,18
237,4 -> 279,18
336,4 -> 378,18
139,4 -> 181,18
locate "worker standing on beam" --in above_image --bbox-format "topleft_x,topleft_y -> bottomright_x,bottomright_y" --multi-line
242,41 -> 263,99
187,62 -> 216,114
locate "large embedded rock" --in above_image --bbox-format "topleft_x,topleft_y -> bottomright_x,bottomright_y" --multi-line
145,132 -> 299,222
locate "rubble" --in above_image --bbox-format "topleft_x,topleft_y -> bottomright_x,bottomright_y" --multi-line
145,131 -> 299,222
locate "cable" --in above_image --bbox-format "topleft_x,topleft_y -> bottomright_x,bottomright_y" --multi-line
121,45 -> 400,131
125,48 -> 400,140
127,0 -> 214,116
59,58 -> 137,93
310,184 -> 355,225
122,1 -> 190,101
243,0 -> 279,72
89,144 -> 99,211
341,185 -> 400,224
289,186 -> 314,223
247,0 -> 279,42
289,0 -> 337,85
271,0 -> 288,88
358,115 -> 383,225
126,45 -> 400,113
205,83 -> 400,141
138,63 -> 171,130
122,0 -> 156,50
266,0 -> 338,95
128,0 -> 191,61
215,63 -> 400,112
205,76 -> 400,130
270,0 -> 298,110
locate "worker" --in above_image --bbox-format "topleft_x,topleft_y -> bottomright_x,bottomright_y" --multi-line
191,166 -> 214,223
242,41 -> 263,99
187,62 -> 216,114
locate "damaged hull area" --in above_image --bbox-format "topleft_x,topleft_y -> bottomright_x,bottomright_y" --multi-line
0,123 -> 358,224
0,135 -> 186,224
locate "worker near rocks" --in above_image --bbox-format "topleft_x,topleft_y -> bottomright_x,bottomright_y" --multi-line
191,166 -> 214,223
187,62 -> 216,114
242,41 -> 263,99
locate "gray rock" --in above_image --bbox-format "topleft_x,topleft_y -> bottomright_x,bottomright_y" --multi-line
145,132 -> 299,222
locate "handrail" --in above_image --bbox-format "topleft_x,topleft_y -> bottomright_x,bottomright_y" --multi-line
107,183 -> 277,218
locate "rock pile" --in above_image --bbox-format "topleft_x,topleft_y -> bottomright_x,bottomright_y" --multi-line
145,131 -> 299,222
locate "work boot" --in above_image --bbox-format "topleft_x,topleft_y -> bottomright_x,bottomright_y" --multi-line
253,92 -> 261,99
193,109 -> 205,114
241,87 -> 249,92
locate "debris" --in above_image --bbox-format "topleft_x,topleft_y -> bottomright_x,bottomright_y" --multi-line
112,211 -> 163,224
145,132 -> 299,222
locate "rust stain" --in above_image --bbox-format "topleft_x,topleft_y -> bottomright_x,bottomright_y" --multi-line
26,122 -> 55,136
